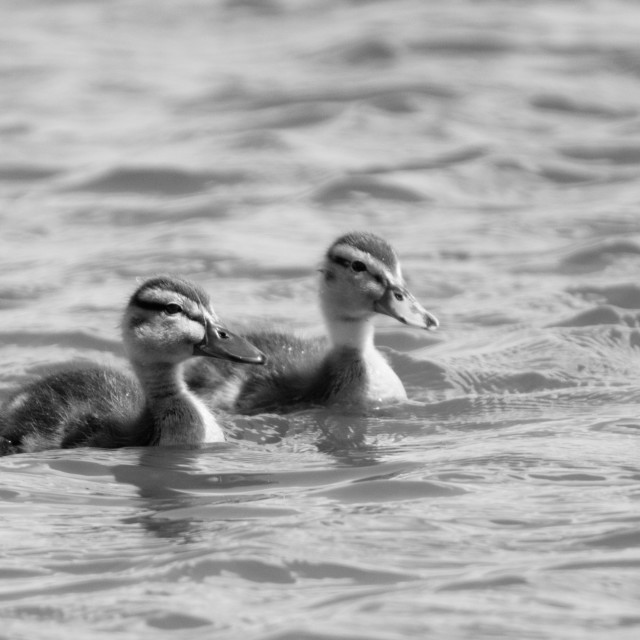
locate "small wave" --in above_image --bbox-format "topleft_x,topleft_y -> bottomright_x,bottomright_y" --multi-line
356,145 -> 488,175
438,573 -> 527,592
528,472 -> 606,482
0,165 -> 61,182
231,130 -> 292,150
490,156 -> 610,187
568,283 -> 640,310
250,102 -> 344,129
531,93 -> 636,119
47,458 -> 113,477
318,478 -> 466,503
78,200 -> 231,227
0,332 -> 121,353
550,306 -> 638,328
580,213 -> 640,237
549,558 -> 640,571
147,612 -> 211,631
409,34 -> 515,56
559,238 -> 640,273
367,92 -> 421,113
68,167 -> 249,195
583,528 -> 640,550
209,80 -> 456,111
589,419 -> 640,436
157,503 -> 299,522
313,175 -> 427,203
0,283 -> 50,309
377,330 -> 441,352
535,160 -> 608,184
221,0 -> 283,17
288,559 -> 412,584
315,36 -> 399,66
560,142 -> 640,165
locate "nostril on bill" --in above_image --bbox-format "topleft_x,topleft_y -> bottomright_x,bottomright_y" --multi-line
425,314 -> 439,330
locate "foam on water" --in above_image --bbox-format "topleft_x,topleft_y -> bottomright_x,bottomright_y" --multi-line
1,0 -> 640,638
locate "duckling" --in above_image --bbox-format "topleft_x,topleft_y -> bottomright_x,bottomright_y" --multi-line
0,276 -> 265,455
185,232 -> 438,414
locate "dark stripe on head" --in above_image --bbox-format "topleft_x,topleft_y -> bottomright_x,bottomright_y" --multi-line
327,232 -> 398,270
329,254 -> 351,269
130,275 -> 212,311
132,299 -> 168,312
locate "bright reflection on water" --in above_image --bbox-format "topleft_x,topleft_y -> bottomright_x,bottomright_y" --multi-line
2,0 -> 640,638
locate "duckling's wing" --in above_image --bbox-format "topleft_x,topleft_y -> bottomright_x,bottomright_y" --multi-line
184,330 -> 327,414
0,365 -> 147,454
235,330 -> 328,414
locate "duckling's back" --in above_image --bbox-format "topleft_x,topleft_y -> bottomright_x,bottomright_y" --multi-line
186,330 -> 328,414
0,365 -> 149,455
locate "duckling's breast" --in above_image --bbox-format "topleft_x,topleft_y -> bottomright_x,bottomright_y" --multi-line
314,346 -> 407,407
362,348 -> 407,404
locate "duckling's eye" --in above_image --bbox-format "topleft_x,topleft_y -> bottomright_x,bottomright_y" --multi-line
216,329 -> 230,340
165,303 -> 183,315
351,260 -> 367,272
394,292 -> 404,302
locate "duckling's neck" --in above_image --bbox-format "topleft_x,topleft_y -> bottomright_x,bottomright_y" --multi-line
132,361 -> 225,446
325,316 -> 376,353
323,316 -> 407,405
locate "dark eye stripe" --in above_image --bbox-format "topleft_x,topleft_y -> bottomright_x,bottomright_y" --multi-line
132,297 -> 204,325
329,253 -> 389,285
329,254 -> 351,269
133,298 -> 169,312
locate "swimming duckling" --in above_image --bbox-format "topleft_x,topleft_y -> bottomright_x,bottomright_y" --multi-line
185,232 -> 438,414
0,276 -> 265,455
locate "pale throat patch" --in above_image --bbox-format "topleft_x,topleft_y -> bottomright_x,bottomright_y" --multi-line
192,394 -> 225,442
328,315 -> 376,351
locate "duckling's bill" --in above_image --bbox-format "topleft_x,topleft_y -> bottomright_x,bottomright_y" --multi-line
374,286 -> 439,330
194,322 -> 266,364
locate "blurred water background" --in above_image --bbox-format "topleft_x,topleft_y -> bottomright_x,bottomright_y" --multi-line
1,0 -> 640,638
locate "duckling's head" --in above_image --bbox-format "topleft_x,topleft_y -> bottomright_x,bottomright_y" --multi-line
319,232 -> 439,330
122,276 -> 265,366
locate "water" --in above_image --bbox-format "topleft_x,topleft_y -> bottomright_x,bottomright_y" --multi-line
1,0 -> 640,638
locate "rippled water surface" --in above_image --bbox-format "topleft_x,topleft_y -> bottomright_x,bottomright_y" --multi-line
2,0 -> 640,638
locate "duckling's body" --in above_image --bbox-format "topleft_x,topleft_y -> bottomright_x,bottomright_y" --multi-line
0,367 -> 146,454
0,276 -> 264,455
186,232 -> 438,414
